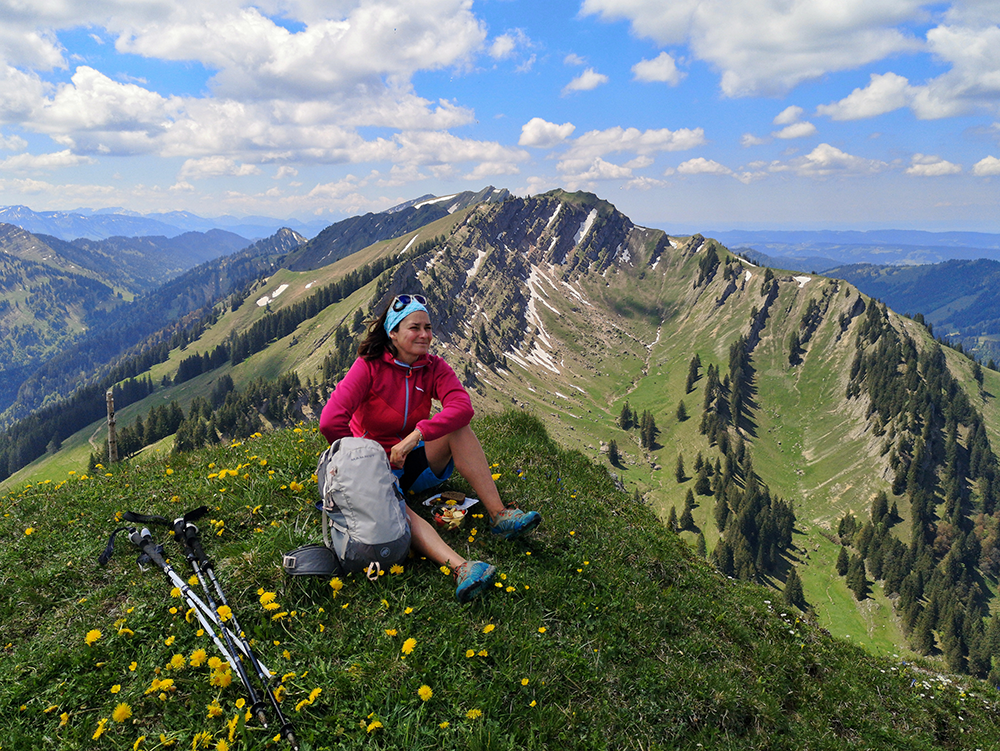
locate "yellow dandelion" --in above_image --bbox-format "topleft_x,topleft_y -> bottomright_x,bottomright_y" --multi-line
211,669 -> 233,688
24,527 -> 34,535
85,629 -> 102,646
308,688 -> 322,702
259,591 -> 277,605
366,720 -> 383,733
168,653 -> 186,670
538,626 -> 546,633
521,678 -> 530,686
439,565 -> 451,576
263,601 -> 280,611
164,635 -> 176,646
530,699 -> 537,707
439,721 -> 450,729
418,684 -> 433,702
385,628 -> 397,637
389,564 -> 404,574
465,649 -> 475,658
271,611 -> 288,621
189,648 -> 207,667
207,700 -> 223,718
401,637 -> 416,655
170,587 -> 181,598
478,649 -> 488,657
216,740 -> 229,751
217,605 -> 233,622
491,473 -> 501,481
467,708 -> 483,720
133,736 -> 146,751
110,684 -> 121,694
482,624 -> 495,633
329,577 -> 343,595
404,607 -> 413,614
93,717 -> 108,739
59,711 -> 69,727
207,656 -> 223,670
111,702 -> 132,723
159,733 -> 176,747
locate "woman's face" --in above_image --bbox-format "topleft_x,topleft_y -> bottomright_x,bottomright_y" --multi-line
390,310 -> 432,364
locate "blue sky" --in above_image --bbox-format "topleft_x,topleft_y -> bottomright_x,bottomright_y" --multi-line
1,0 -> 999,232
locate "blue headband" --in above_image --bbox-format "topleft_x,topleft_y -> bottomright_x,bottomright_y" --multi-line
385,300 -> 428,335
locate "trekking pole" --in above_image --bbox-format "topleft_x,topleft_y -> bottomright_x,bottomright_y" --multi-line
173,514 -> 299,751
120,511 -> 269,673
121,527 -> 242,672
122,507 -> 299,751
99,525 -> 270,732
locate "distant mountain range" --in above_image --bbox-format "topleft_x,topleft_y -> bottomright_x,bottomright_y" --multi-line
0,205 -> 332,241
708,228 -> 1000,271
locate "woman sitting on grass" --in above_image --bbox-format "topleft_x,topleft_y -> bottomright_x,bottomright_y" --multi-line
319,293 -> 541,602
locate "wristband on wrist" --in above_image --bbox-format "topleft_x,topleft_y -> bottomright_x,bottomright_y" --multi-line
414,428 -> 423,443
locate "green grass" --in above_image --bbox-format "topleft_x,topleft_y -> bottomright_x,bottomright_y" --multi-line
3,411 -> 1000,750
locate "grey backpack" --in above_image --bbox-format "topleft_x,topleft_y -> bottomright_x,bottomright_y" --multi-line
283,437 -> 410,578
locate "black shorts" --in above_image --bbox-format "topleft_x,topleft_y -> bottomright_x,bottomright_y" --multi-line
394,444 -> 454,494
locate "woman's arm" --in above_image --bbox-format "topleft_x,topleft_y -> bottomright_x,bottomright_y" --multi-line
414,357 -> 474,442
319,358 -> 372,443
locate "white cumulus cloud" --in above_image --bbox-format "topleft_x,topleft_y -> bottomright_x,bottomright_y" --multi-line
817,72 -> 914,120
0,149 -> 96,172
519,117 -> 576,148
676,157 -> 732,175
790,143 -> 888,176
906,154 -> 962,176
773,105 -> 804,126
973,155 -> 1000,176
562,68 -> 609,95
179,156 -> 262,180
581,0 -> 926,96
773,121 -> 817,140
562,125 -> 706,162
632,52 -> 684,85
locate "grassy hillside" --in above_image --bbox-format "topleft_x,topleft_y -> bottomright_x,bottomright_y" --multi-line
4,411 -> 1000,750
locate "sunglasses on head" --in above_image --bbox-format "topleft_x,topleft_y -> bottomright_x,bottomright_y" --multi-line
391,294 -> 427,311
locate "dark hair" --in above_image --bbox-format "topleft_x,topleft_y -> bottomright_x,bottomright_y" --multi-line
357,305 -> 395,361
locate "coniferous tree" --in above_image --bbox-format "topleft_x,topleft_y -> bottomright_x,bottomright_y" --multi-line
846,554 -> 869,600
667,505 -> 678,533
676,400 -> 688,421
619,401 -> 634,430
607,439 -> 620,467
685,354 -> 701,393
675,453 -> 686,483
836,545 -> 850,577
714,494 -> 730,532
696,532 -> 707,559
784,566 -> 805,609
694,465 -> 711,496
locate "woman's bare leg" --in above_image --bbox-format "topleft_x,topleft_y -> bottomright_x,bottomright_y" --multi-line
405,505 -> 467,568
424,424 -> 504,522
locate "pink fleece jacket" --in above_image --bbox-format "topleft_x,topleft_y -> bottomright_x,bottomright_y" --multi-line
319,350 -> 473,458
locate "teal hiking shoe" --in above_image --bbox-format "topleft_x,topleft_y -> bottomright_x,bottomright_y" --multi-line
490,509 -> 541,540
454,561 -> 497,603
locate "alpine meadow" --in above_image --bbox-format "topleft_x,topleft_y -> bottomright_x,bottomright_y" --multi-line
5,189 -> 1000,750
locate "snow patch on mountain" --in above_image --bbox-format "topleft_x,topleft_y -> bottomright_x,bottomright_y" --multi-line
545,203 -> 562,230
574,209 -> 598,246
467,248 -> 488,280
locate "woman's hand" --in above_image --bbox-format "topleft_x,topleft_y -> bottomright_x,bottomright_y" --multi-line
390,429 -> 422,468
